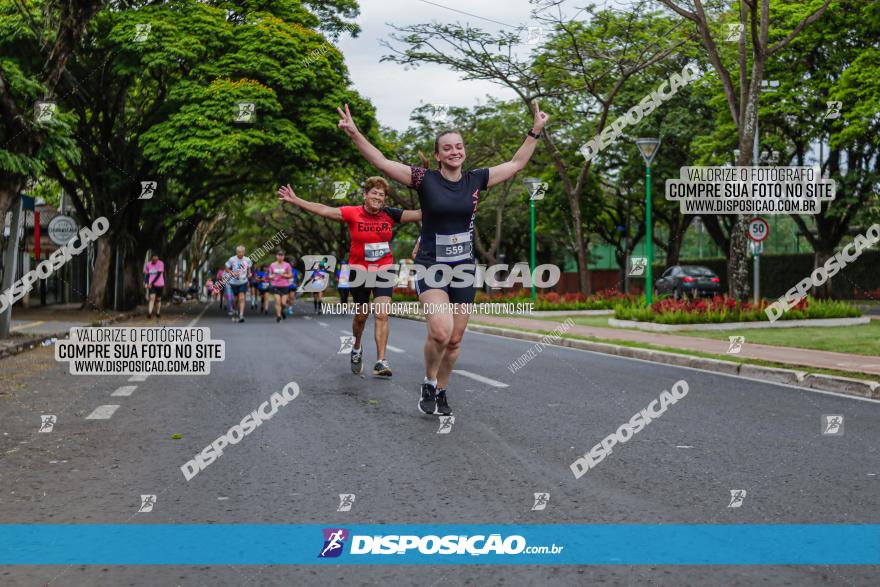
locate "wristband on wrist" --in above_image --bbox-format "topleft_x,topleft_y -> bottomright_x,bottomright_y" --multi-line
527,129 -> 541,139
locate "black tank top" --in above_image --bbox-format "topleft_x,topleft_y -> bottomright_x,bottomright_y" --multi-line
410,166 -> 489,265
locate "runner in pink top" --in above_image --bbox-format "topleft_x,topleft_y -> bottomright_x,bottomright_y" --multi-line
268,250 -> 293,322
143,254 -> 164,320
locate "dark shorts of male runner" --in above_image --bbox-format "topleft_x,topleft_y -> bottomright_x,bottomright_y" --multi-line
147,286 -> 162,297
271,286 -> 289,296
414,264 -> 476,304
230,283 -> 248,296
348,268 -> 394,305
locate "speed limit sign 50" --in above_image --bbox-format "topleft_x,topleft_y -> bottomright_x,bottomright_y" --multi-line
748,217 -> 769,242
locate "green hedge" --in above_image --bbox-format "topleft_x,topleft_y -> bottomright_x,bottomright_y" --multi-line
614,297 -> 860,324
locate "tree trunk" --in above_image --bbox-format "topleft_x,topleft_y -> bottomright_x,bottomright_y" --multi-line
616,250 -> 628,294
122,246 -> 147,310
728,215 -> 750,300
0,183 -> 22,227
729,86 -> 761,300
665,216 -> 691,267
86,237 -> 113,310
163,256 -> 178,299
184,253 -> 196,287
568,189 -> 590,295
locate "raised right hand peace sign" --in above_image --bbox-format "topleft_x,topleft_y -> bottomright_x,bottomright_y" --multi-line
337,104 -> 359,138
531,98 -> 549,131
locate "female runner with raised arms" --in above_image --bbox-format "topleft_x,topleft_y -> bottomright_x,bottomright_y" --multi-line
337,102 -> 549,415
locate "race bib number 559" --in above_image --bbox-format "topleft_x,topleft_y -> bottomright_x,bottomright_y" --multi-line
435,232 -> 472,262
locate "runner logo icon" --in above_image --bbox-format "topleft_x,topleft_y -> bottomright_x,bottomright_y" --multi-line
727,336 -> 745,354
138,494 -> 156,513
822,415 -> 844,435
338,336 -> 355,354
39,414 -> 56,433
319,528 -> 349,558
139,181 -> 156,200
437,416 -> 455,434
728,490 -> 746,508
531,493 -> 550,511
629,257 -> 647,276
337,494 -> 356,512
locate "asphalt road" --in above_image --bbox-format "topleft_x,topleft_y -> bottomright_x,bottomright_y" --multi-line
1,301 -> 878,586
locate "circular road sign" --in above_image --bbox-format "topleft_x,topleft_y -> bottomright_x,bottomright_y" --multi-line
747,217 -> 769,242
47,215 -> 78,246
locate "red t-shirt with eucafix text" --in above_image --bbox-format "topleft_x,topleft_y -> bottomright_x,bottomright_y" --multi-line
339,205 -> 403,270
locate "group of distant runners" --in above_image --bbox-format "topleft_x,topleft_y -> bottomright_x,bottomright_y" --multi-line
206,248 -> 330,322
144,101 -> 550,416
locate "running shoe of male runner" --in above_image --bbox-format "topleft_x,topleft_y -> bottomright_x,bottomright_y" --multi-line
337,101 -> 549,414
278,178 -> 421,376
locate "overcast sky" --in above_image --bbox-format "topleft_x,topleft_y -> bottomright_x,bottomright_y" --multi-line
336,0 -> 538,132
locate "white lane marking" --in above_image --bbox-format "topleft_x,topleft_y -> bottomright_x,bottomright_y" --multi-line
318,322 -> 328,327
386,345 -> 405,354
86,405 -> 120,419
112,386 -> 137,397
304,316 -> 312,320
189,303 -> 211,327
676,445 -> 694,449
341,330 -> 352,335
453,369 -> 509,388
467,329 -> 880,405
124,305 -> 208,383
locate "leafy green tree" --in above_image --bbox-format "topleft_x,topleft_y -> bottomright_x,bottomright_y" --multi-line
659,0 -> 833,299
46,0 -> 369,309
0,0 -> 105,222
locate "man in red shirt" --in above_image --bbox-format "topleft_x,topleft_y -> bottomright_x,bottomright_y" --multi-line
278,177 -> 420,376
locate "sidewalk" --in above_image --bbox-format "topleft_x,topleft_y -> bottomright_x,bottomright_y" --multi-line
473,314 -> 880,378
0,303 -> 144,358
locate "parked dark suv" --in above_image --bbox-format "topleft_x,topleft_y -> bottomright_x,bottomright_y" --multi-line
654,265 -> 721,299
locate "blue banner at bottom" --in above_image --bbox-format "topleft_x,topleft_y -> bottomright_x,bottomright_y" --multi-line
1,525 -> 878,565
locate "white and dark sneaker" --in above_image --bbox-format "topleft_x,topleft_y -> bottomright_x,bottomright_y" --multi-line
418,382 -> 437,415
435,389 -> 452,416
372,360 -> 392,377
350,348 -> 364,374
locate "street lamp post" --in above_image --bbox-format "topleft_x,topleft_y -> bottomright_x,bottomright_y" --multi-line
522,177 -> 542,301
635,138 -> 660,305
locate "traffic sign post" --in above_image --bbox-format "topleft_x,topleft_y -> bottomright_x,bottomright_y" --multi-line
748,217 -> 769,243
48,215 -> 78,246
747,218 -> 769,302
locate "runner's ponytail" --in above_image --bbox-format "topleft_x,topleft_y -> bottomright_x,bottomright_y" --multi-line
417,150 -> 430,169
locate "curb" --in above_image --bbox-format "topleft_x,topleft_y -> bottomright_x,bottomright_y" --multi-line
421,317 -> 879,400
0,310 -> 139,360
608,316 -> 871,332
